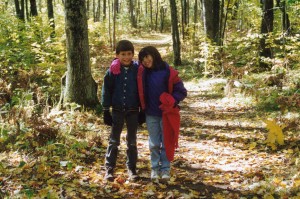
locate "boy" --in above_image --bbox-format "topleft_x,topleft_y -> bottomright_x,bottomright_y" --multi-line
101,40 -> 140,181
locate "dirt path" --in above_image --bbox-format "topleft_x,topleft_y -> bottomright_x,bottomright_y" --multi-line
131,33 -> 173,59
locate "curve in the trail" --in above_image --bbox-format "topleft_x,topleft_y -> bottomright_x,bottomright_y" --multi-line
130,34 -> 172,45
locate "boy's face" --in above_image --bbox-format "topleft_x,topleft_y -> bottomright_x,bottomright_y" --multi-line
116,51 -> 134,66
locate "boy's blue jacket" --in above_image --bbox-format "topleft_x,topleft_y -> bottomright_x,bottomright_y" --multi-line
101,62 -> 140,111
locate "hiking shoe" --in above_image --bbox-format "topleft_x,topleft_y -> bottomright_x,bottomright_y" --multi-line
128,169 -> 138,181
104,169 -> 114,181
161,170 -> 170,181
151,170 -> 160,181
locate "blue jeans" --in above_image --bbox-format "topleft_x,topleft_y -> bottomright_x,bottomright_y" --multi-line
146,115 -> 170,172
105,110 -> 138,171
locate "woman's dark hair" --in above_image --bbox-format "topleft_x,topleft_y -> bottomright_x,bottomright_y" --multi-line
138,46 -> 163,69
116,40 -> 134,54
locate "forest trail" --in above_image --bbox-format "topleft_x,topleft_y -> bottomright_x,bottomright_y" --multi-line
128,33 -> 172,58
97,34 -> 298,198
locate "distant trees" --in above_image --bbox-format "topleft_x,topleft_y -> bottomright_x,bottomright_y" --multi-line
9,0 -> 297,74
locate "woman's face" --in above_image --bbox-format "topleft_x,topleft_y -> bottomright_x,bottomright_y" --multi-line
141,55 -> 153,68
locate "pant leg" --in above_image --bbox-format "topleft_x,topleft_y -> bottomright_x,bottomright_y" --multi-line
146,115 -> 163,171
125,111 -> 139,170
105,110 -> 124,169
160,118 -> 170,172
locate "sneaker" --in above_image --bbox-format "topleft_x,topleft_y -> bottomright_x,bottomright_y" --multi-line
128,169 -> 138,181
151,170 -> 160,181
104,169 -> 114,181
161,170 -> 170,181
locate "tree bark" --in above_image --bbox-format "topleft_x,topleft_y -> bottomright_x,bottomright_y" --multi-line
47,0 -> 55,37
202,0 -> 220,44
181,0 -> 188,40
259,0 -> 274,69
220,0 -> 230,46
112,0 -> 117,49
15,0 -> 25,21
103,0 -> 107,21
92,0 -> 96,21
150,0 -> 153,29
62,0 -> 99,109
26,0 -> 29,21
29,0 -> 38,16
193,0 -> 198,41
108,0 -> 112,47
115,0 -> 119,13
129,0 -> 137,28
154,0 -> 158,31
169,0 -> 181,65
159,6 -> 165,32
87,0 -> 90,19
95,0 -> 100,22
276,0 -> 290,35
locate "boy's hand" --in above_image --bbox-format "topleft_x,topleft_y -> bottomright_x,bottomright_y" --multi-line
138,111 -> 146,125
103,110 -> 113,126
110,59 -> 121,75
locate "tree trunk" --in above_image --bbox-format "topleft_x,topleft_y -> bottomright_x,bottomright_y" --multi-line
93,0 -> 95,21
159,6 -> 165,32
155,0 -> 159,31
62,0 -> 99,109
193,0 -> 198,41
202,0 -> 220,44
219,0 -> 224,44
15,0 -> 25,21
115,0 -> 119,13
150,0 -> 153,29
277,0 -> 290,35
95,0 -> 100,22
181,0 -> 188,40
232,0 -> 239,20
112,0 -> 117,49
137,0 -> 140,28
14,0 -> 21,19
29,0 -> 38,16
47,0 -> 55,37
103,0 -> 107,21
259,0 -> 274,69
129,0 -> 137,28
87,0 -> 90,19
108,0 -> 112,47
26,0 -> 30,21
220,0 -> 230,46
169,0 -> 181,65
